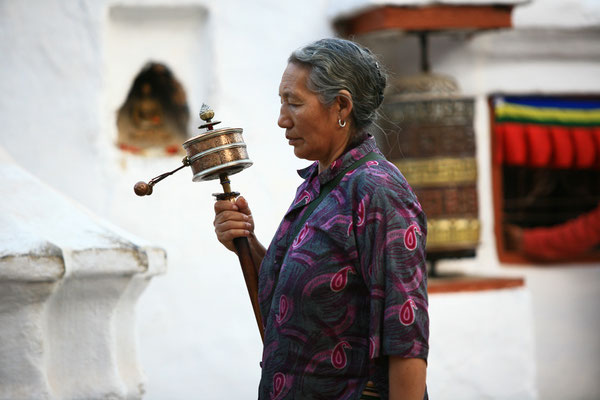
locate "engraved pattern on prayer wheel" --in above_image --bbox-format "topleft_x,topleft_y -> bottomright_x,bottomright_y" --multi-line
379,73 -> 480,253
182,127 -> 252,182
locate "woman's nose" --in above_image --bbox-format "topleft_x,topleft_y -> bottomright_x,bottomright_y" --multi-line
278,105 -> 292,129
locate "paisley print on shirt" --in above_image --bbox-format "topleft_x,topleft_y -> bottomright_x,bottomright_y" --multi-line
369,336 -> 378,359
399,299 -> 417,326
331,341 -> 352,369
275,295 -> 292,326
357,198 -> 367,227
292,224 -> 311,248
404,222 -> 422,251
330,266 -> 355,292
294,190 -> 311,206
270,372 -> 292,400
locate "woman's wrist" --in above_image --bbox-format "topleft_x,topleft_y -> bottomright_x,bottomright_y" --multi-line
247,234 -> 266,267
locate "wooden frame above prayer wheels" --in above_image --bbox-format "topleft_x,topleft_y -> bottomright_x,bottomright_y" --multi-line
335,5 -> 514,36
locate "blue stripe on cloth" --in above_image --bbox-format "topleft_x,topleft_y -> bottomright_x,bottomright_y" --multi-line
500,96 -> 600,110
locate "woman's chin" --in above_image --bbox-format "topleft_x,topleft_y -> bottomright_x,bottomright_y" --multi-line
292,146 -> 307,159
293,148 -> 318,162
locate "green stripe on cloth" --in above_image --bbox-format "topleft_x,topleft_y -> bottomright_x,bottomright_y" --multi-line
495,102 -> 600,126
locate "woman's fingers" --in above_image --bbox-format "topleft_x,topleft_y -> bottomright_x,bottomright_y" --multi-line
214,209 -> 249,226
215,227 -> 251,245
213,198 -> 254,252
215,218 -> 252,235
235,196 -> 252,217
214,199 -> 238,214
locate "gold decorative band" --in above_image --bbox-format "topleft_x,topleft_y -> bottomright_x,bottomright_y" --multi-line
426,218 -> 480,249
393,157 -> 477,187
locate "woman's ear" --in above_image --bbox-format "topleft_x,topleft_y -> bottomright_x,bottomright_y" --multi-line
336,89 -> 353,122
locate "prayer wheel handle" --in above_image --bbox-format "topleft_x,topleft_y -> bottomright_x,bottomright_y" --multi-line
133,156 -> 190,196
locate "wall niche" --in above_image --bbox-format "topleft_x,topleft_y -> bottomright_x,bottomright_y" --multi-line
117,62 -> 189,154
105,5 -> 210,156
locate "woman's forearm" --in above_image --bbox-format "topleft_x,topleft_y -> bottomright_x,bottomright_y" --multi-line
388,356 -> 427,400
247,234 -> 266,270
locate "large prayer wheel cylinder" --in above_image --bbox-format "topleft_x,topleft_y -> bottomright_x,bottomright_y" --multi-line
378,73 -> 480,256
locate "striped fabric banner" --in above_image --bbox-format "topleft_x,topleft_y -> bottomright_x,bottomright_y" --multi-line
493,96 -> 600,169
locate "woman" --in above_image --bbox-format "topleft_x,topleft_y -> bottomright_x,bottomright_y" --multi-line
214,38 -> 429,400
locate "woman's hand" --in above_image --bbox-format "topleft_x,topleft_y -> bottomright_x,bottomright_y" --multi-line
213,196 -> 255,253
503,224 -> 524,252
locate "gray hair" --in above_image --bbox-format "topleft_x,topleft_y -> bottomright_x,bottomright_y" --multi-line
288,38 -> 387,135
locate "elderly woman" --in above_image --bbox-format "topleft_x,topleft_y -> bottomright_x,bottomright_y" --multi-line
214,38 -> 429,400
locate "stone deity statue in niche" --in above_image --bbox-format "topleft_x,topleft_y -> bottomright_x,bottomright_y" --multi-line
117,62 -> 190,155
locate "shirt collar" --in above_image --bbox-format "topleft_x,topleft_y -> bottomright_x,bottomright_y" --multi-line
296,134 -> 379,185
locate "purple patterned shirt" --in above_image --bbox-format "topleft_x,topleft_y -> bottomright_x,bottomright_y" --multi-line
258,136 -> 429,400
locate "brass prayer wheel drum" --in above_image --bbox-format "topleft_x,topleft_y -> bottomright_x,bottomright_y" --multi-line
183,127 -> 252,182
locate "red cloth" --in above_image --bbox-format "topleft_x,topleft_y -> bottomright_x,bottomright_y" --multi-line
502,123 -> 528,165
522,204 -> 600,260
525,124 -> 552,168
549,126 -> 574,168
495,123 -> 600,169
593,127 -> 600,168
572,128 -> 596,168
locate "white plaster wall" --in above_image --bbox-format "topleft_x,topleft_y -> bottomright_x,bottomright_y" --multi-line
1,0 -> 599,399
0,0 -> 107,212
428,287 -> 537,400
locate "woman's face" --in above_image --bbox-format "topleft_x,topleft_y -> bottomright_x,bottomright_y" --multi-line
278,63 -> 349,170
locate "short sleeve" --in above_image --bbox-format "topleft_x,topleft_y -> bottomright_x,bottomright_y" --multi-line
354,179 -> 429,361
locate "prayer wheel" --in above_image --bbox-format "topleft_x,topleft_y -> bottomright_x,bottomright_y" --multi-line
133,104 -> 253,195
133,105 -> 263,341
378,73 -> 480,261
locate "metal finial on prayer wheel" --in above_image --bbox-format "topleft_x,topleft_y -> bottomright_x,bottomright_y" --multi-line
199,103 -> 215,122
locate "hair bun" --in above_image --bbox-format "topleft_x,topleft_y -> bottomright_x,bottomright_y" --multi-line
377,91 -> 385,107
